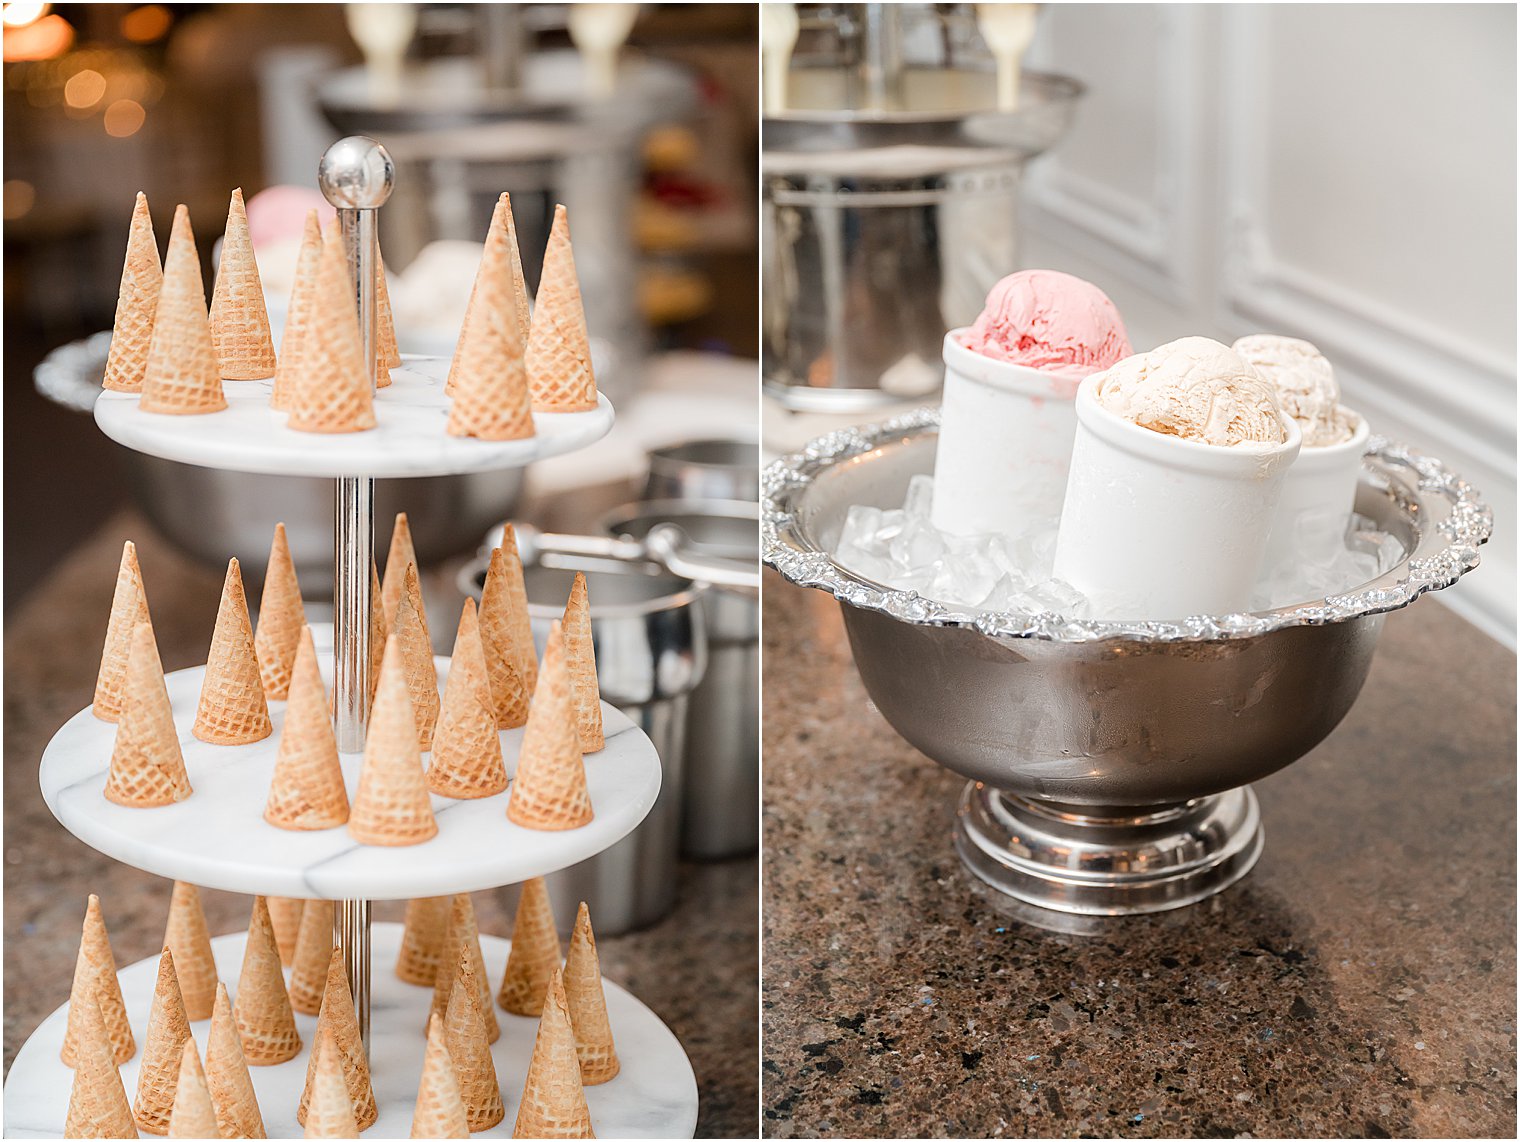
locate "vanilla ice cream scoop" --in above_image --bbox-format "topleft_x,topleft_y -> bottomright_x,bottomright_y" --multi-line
1093,336 -> 1286,447
1232,334 -> 1354,447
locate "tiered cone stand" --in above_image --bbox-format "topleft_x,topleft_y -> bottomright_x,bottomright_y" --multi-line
10,138 -> 693,1139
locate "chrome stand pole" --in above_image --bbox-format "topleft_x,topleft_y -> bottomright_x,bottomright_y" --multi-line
318,136 -> 394,1060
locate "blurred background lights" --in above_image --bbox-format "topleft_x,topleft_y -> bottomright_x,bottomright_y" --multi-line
121,4 -> 171,43
2,2 -> 48,27
3,178 -> 37,220
62,66 -> 105,109
102,97 -> 145,137
2,11 -> 70,60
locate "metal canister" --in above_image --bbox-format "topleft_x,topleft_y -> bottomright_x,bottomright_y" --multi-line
601,500 -> 759,859
643,438 -> 761,504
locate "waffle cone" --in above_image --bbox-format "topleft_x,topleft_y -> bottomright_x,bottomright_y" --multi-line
298,949 -> 377,1131
140,204 -> 226,415
445,194 -> 509,397
206,982 -> 266,1139
498,877 -> 560,1015
412,1013 -> 469,1139
62,895 -> 135,1067
208,187 -> 277,379
104,622 -> 193,807
271,211 -> 323,411
428,599 -> 507,797
562,572 -> 604,753
133,948 -> 192,1135
377,249 -> 402,369
194,558 -> 272,744
503,192 -> 533,348
508,624 -> 594,830
103,191 -> 162,394
304,1027 -> 359,1139
348,635 -> 437,846
234,897 -> 302,1065
396,564 -> 440,750
499,525 -> 539,691
288,221 -> 375,433
93,539 -> 154,721
267,897 -> 305,967
168,1039 -> 218,1138
380,513 -> 418,629
396,895 -> 451,986
478,547 -> 532,729
287,899 -> 335,1016
428,894 -> 499,1044
267,626 -> 349,830
65,994 -> 136,1139
254,522 -> 306,699
447,195 -> 534,441
563,902 -> 619,1083
367,560 -> 387,712
526,205 -> 598,413
512,970 -> 593,1139
443,947 -> 504,1132
163,881 -> 218,1021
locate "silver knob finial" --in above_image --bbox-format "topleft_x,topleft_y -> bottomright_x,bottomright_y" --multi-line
317,136 -> 394,210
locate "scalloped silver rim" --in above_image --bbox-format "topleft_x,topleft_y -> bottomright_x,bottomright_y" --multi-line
761,405 -> 1494,644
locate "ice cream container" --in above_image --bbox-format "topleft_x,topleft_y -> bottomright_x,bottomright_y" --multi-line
1265,406 -> 1370,570
931,329 -> 1083,539
1053,377 -> 1302,620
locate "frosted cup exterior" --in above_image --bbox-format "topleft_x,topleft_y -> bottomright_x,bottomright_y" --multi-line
931,330 -> 1083,539
1052,379 -> 1302,620
1265,408 -> 1370,570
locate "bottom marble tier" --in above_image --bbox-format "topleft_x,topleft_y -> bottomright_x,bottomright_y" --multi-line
2,922 -> 698,1139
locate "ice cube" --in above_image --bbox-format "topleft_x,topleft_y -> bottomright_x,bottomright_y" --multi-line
838,505 -> 885,556
890,518 -> 945,569
903,473 -> 935,520
875,509 -> 907,544
1025,576 -> 1088,616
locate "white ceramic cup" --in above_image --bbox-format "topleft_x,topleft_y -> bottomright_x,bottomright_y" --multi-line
1052,376 -> 1303,620
931,329 -> 1085,539
1264,406 -> 1370,571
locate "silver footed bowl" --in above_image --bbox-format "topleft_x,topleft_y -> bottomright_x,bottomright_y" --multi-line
762,407 -> 1492,918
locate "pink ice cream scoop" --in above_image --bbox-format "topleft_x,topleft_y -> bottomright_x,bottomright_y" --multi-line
960,269 -> 1132,382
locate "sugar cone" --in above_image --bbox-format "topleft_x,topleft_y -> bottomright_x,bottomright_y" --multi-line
93,538 -> 154,721
208,187 -> 277,379
445,193 -> 509,397
525,204 -> 598,413
377,249 -> 401,369
266,626 -> 349,830
168,1039 -> 219,1138
62,894 -> 135,1067
428,599 -> 507,798
287,899 -> 336,1016
298,949 -> 378,1131
396,895 -> 451,986
562,572 -> 604,753
288,220 -> 375,433
499,524 -> 539,690
206,982 -> 266,1139
194,557 -> 272,745
65,995 -> 136,1139
428,894 -> 499,1044
507,624 -> 594,830
268,897 -> 305,967
104,622 -> 193,807
369,559 -> 387,711
103,191 -> 162,394
446,194 -> 534,441
503,192 -> 533,349
272,211 -> 323,411
478,532 -> 535,728
133,948 -> 192,1135
411,1013 -> 469,1139
443,946 -> 504,1132
396,564 -> 440,750
348,635 -> 438,846
304,1027 -> 359,1139
140,203 -> 227,415
234,897 -> 302,1065
512,970 -> 593,1139
162,881 -> 218,1021
380,513 -> 419,629
563,902 -> 619,1083
254,522 -> 306,700
498,877 -> 560,1016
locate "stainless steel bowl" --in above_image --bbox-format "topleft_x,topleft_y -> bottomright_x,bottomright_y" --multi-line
762,408 -> 1492,917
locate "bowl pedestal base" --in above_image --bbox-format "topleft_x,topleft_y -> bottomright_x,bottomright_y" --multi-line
954,782 -> 1264,919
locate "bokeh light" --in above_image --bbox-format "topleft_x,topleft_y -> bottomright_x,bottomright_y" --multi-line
121,4 -> 171,44
2,2 -> 48,28
2,11 -> 71,60
103,98 -> 145,138
3,178 -> 36,220
62,66 -> 105,109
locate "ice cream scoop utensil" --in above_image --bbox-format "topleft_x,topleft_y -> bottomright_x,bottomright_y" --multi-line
497,524 -> 759,592
977,4 -> 1038,111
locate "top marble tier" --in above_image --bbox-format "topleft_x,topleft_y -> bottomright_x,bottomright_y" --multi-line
93,357 -> 614,478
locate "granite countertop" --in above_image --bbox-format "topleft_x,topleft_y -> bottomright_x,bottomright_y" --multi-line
761,576 -> 1516,1139
2,513 -> 757,1139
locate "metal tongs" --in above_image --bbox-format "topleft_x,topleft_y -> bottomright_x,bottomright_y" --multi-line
487,522 -> 761,593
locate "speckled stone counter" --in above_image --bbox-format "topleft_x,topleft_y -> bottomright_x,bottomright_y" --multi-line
761,576 -> 1515,1139
2,514 -> 757,1138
